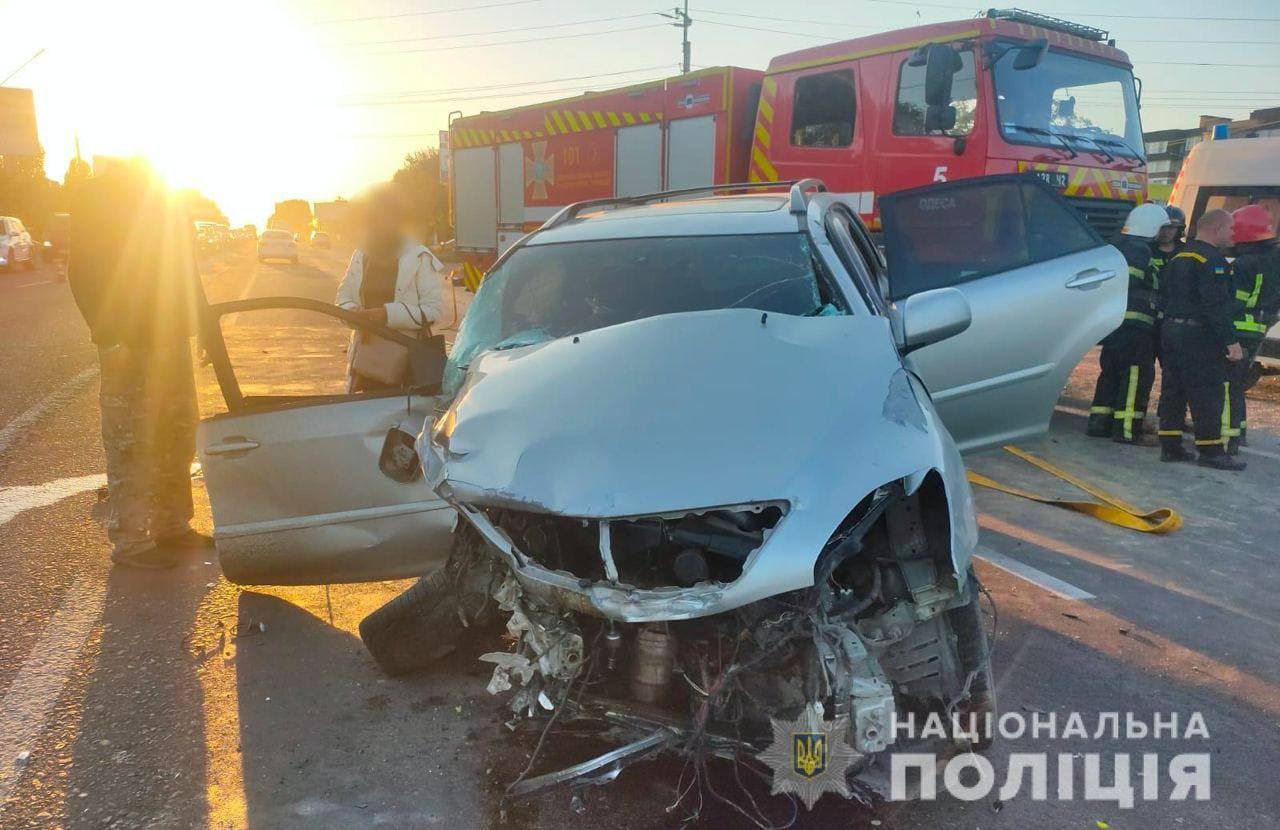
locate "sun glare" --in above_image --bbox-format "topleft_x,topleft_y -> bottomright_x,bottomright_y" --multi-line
33,0 -> 354,224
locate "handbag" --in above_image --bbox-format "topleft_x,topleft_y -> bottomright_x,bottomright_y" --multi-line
350,255 -> 448,389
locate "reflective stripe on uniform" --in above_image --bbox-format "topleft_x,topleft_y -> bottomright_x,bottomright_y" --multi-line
1221,381 -> 1240,438
1128,266 -> 1145,279
1157,429 -> 1183,437
1234,273 -> 1266,332
1091,406 -> 1114,414
1114,364 -> 1143,439
1123,311 -> 1156,325
1173,251 -> 1207,263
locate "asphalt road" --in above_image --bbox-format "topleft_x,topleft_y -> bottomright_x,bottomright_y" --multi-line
0,247 -> 1277,829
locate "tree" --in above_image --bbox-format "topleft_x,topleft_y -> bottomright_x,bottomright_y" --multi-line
268,199 -> 313,235
392,149 -> 450,244
0,146 -> 59,239
176,188 -> 228,225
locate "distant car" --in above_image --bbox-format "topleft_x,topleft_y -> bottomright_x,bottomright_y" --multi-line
258,229 -> 299,263
310,231 -> 331,249
43,213 -> 71,263
0,216 -> 35,271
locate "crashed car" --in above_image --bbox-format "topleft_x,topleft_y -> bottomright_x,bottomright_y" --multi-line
195,175 -> 1124,804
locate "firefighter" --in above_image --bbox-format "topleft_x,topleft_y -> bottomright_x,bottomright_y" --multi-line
1155,208 -> 1246,470
1151,205 -> 1186,280
1087,203 -> 1168,443
1225,205 -> 1280,454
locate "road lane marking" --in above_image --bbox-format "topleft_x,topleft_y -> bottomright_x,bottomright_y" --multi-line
975,547 -> 1095,600
1054,404 -> 1280,461
0,474 -> 107,527
0,576 -> 107,802
14,280 -> 53,288
0,366 -> 99,459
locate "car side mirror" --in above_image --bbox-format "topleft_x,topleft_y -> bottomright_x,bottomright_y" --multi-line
899,287 -> 972,353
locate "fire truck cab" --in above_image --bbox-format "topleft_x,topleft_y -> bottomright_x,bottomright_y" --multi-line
448,8 -> 1147,279
749,8 -> 1147,236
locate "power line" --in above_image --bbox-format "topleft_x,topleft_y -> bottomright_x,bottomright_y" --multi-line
316,0 -> 544,25
343,75 -> 672,108
340,13 -> 656,47
354,65 -> 672,100
700,19 -> 827,40
1,48 -> 45,86
365,22 -> 667,55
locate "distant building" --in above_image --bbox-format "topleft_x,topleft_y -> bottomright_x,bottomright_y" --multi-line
1144,107 -> 1280,191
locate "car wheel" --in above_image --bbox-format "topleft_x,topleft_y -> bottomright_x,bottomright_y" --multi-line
359,524 -> 503,676
945,570 -> 997,750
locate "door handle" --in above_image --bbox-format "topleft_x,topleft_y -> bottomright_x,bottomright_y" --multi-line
1065,268 -> 1116,290
205,438 -> 260,456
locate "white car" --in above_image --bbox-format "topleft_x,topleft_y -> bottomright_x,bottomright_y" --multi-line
193,176 -> 1126,802
0,216 -> 35,271
257,229 -> 298,263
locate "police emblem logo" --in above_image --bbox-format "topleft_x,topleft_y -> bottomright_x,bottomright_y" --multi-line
793,733 -> 826,778
757,702 -> 858,809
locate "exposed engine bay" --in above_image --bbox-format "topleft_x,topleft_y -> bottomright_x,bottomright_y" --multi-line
441,482 -> 996,812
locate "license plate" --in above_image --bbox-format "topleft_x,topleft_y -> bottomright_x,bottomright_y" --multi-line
1033,170 -> 1069,189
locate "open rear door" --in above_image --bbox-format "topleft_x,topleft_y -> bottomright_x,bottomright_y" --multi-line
196,297 -> 455,585
880,174 -> 1126,452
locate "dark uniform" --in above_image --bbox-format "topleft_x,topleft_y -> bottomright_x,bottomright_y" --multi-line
1155,240 -> 1237,456
1225,240 -> 1280,449
1149,238 -> 1182,365
68,172 -> 203,562
1088,236 -> 1161,441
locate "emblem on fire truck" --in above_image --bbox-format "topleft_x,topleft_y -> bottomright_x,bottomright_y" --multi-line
525,141 -> 556,201
757,702 -> 858,809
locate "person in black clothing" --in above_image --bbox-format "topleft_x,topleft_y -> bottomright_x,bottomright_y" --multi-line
1087,203 -> 1168,443
1224,205 -> 1280,454
1155,208 -> 1246,471
68,162 -> 213,569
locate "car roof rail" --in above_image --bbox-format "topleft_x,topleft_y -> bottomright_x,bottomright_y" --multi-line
788,178 -> 828,215
540,179 -> 826,231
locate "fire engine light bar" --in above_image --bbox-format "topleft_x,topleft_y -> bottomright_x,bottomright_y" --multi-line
986,8 -> 1109,42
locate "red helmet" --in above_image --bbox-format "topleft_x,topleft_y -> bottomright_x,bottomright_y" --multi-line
1231,205 -> 1277,243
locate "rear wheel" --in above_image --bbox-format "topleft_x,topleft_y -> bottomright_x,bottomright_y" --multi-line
359,524 -> 504,676
945,571 -> 997,750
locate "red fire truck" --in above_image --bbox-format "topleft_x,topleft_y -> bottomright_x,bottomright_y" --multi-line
450,8 -> 1147,278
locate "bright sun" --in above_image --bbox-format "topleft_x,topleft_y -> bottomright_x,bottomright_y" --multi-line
32,0 -> 356,225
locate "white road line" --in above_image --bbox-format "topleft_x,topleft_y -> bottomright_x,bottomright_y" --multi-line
976,548 -> 1096,601
14,280 -> 52,288
0,576 -> 106,802
0,366 -> 99,458
0,474 -> 107,527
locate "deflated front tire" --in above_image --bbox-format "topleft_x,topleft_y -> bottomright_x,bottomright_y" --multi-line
359,524 -> 503,676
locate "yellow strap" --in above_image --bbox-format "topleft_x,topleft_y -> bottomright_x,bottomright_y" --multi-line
967,446 -> 1183,534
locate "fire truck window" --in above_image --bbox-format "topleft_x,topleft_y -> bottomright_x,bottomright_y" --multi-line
894,52 -> 977,136
790,71 -> 856,148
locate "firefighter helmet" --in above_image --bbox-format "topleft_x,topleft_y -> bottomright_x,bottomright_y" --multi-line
1121,203 -> 1173,239
1164,205 -> 1186,231
1230,204 -> 1277,244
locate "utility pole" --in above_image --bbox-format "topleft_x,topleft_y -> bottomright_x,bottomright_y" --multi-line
659,2 -> 692,74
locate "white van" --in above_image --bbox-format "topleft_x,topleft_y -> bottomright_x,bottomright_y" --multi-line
1168,137 -> 1280,369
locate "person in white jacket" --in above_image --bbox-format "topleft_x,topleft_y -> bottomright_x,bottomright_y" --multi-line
336,184 -> 446,390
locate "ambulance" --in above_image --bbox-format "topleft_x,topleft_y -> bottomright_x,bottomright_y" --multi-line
1168,137 -> 1280,369
450,7 -> 1148,280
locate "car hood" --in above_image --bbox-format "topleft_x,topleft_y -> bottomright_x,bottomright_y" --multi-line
427,308 -> 941,517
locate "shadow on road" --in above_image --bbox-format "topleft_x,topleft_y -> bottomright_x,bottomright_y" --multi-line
65,561 -> 210,829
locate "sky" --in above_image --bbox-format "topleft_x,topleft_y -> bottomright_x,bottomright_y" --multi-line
4,0 -> 1278,225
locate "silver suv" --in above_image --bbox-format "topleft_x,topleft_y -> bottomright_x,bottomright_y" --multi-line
194,176 -> 1126,802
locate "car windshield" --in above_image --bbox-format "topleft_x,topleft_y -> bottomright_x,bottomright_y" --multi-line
993,42 -> 1144,159
444,232 -> 845,393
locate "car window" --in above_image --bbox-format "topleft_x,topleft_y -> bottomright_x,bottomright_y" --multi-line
825,209 -> 886,314
880,177 -> 1101,300
791,70 -> 856,148
11,220 -> 24,234
444,232 -> 847,394
1189,186 -> 1280,236
893,50 -> 977,136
